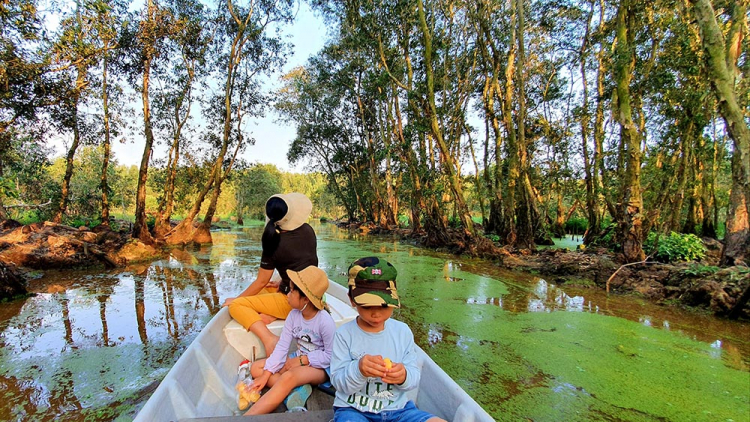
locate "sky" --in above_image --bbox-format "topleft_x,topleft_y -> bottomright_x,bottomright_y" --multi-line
50,3 -> 328,173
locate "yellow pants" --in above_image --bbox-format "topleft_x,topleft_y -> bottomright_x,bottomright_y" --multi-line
228,287 -> 292,330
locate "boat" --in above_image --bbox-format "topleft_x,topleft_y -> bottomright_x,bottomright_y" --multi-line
134,278 -> 495,422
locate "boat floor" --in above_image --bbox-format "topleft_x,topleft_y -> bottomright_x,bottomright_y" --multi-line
181,389 -> 334,422
182,410 -> 332,422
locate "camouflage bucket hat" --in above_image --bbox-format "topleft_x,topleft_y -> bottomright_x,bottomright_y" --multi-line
347,257 -> 400,308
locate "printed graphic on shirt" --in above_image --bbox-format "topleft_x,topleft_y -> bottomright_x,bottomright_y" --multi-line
346,380 -> 395,413
291,326 -> 320,355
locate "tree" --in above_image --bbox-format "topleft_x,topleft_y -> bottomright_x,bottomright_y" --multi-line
689,0 -> 750,266
611,0 -> 645,262
0,0 -> 59,219
129,0 -> 174,243
167,0 -> 294,245
234,164 -> 282,222
152,0 -> 211,238
50,0 -> 114,223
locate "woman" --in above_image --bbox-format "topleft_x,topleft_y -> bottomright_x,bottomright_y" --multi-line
224,192 -> 318,356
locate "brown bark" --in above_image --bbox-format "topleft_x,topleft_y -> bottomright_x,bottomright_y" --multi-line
132,0 -> 160,245
613,0 -> 645,262
100,56 -> 111,227
500,0 -> 518,244
691,0 -> 750,265
722,155 -> 750,266
580,0 -> 600,245
416,0 -> 474,236
53,65 -> 87,224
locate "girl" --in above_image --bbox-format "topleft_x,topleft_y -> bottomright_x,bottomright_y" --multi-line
243,265 -> 335,414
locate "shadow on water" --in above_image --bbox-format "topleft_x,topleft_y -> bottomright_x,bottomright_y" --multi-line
0,223 -> 747,422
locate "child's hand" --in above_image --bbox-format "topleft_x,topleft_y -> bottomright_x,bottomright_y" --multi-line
381,361 -> 406,385
250,371 -> 271,392
358,354 -> 390,378
358,355 -> 404,382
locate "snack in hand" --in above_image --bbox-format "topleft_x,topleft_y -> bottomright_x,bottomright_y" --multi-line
383,358 -> 393,370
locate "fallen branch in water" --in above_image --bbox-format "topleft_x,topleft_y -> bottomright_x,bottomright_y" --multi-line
606,260 -> 659,294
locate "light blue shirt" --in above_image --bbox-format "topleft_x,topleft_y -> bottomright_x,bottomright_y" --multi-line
330,318 -> 420,413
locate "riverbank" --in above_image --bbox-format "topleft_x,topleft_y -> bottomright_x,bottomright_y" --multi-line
2,219 -> 749,320
343,221 -> 750,320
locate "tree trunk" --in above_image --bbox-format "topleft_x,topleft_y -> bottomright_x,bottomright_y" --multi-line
580,1 -> 600,245
513,0 -> 547,249
54,67 -> 86,224
613,0 -> 644,262
691,0 -> 750,265
53,104 -> 80,224
416,0 -> 474,236
721,154 -> 750,266
132,0 -> 158,244
100,56 -> 111,227
500,1 -> 518,245
670,126 -> 692,232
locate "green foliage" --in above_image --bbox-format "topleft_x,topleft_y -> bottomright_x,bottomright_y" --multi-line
0,177 -> 19,200
234,164 -> 283,220
484,233 -> 500,243
565,217 -> 588,235
645,232 -> 706,263
682,264 -> 719,277
590,223 -> 618,250
15,210 -> 41,225
69,217 -> 101,228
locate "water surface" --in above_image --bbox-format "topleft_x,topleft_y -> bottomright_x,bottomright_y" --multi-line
0,223 -> 747,421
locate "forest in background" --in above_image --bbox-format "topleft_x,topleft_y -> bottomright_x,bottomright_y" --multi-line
1,0 -> 748,266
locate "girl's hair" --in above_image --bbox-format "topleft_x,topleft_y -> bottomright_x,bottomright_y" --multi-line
262,197 -> 288,256
290,281 -> 329,313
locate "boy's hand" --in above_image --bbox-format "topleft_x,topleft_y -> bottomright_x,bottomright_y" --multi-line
381,361 -> 406,385
358,354 -> 388,378
359,355 -> 406,384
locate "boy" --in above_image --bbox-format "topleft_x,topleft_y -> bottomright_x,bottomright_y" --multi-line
329,257 -> 447,422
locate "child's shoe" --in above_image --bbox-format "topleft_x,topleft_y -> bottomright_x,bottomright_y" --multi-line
284,384 -> 312,410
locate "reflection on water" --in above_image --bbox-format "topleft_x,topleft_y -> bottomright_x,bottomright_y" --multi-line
0,223 -> 748,422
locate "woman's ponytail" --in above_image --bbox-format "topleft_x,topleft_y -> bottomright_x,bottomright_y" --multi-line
262,197 -> 288,256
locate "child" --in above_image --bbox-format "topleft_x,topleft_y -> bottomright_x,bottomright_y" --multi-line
329,257 -> 447,422
242,265 -> 335,415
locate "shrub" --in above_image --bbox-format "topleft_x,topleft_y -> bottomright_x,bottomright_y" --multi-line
15,210 -> 42,225
484,233 -> 500,243
565,217 -> 588,235
682,264 -> 719,277
645,231 -> 706,263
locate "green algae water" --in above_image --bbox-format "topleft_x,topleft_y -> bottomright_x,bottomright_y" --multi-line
0,223 -> 747,421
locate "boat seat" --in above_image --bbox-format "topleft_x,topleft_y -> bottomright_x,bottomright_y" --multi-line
180,409 -> 333,421
224,291 -> 357,361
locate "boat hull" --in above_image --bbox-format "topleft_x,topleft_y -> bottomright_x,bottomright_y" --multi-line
134,282 -> 494,421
